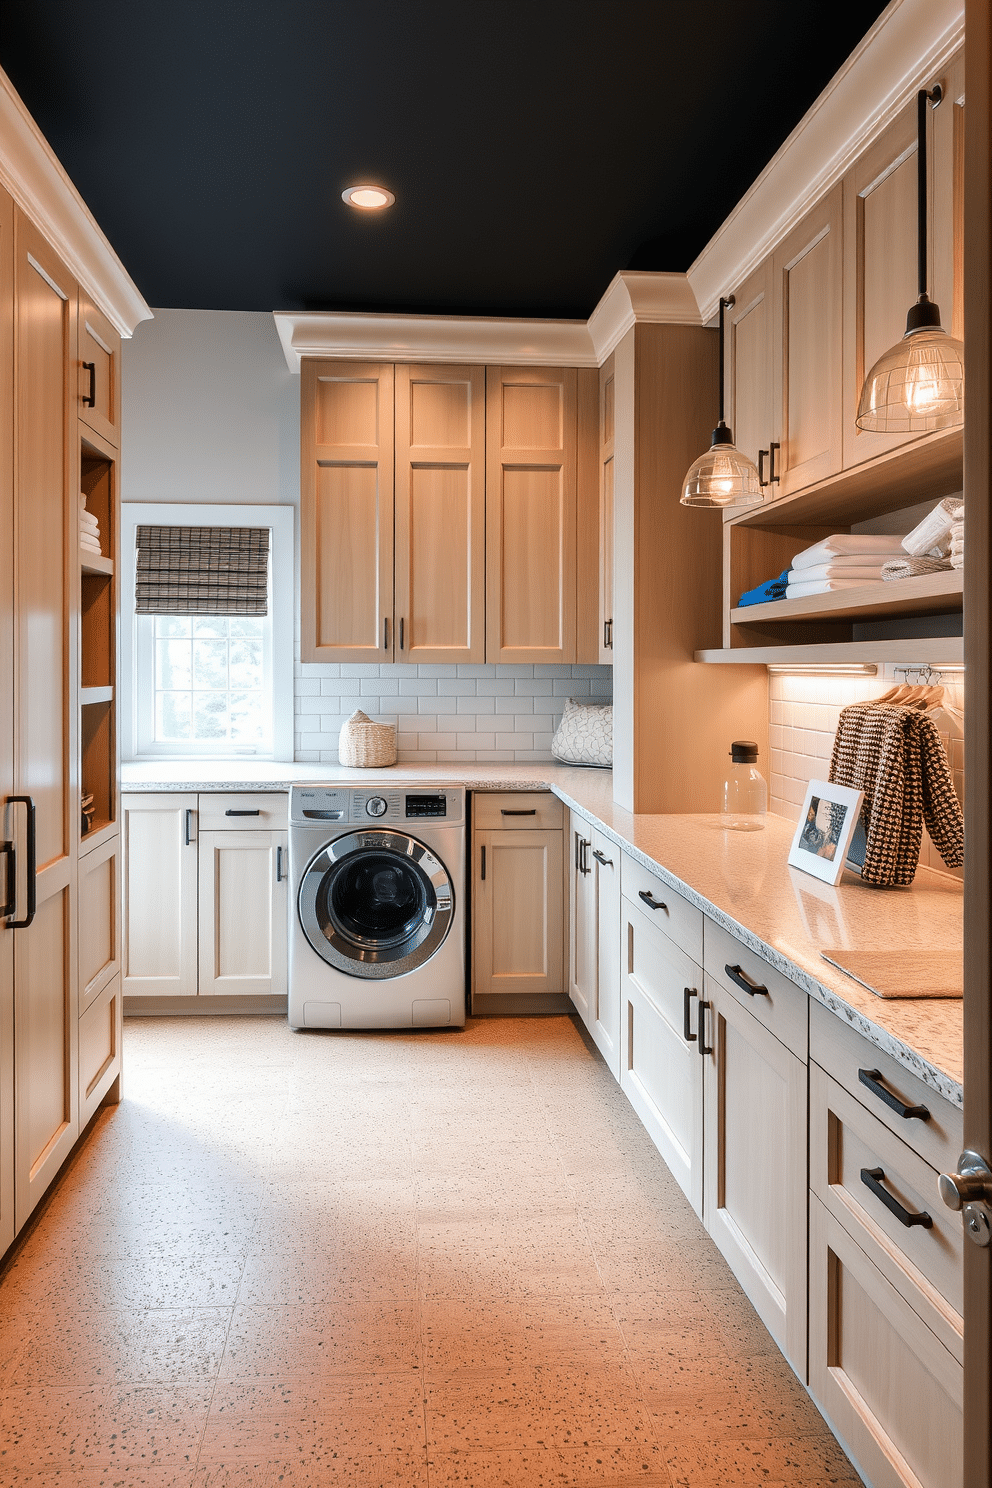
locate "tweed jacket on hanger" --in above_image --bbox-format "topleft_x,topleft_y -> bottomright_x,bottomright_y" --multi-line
828,701 -> 964,887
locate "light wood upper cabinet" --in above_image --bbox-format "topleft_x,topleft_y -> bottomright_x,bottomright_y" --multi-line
486,366 -> 577,664
843,56 -> 964,470
727,258 -> 776,484
78,295 -> 121,447
597,358 -> 615,662
301,360 -> 394,663
394,363 -> 485,663
772,184 -> 844,496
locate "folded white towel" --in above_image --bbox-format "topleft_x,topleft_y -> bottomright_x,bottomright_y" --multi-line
791,534 -> 906,569
881,555 -> 953,581
785,578 -> 882,598
80,516 -> 100,534
80,536 -> 102,553
901,496 -> 965,557
951,551 -> 964,570
786,563 -> 888,583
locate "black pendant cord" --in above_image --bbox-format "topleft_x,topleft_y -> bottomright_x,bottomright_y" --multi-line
717,295 -> 733,427
917,85 -> 942,301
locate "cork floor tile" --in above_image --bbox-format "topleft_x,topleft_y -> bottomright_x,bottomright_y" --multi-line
0,1014 -> 860,1485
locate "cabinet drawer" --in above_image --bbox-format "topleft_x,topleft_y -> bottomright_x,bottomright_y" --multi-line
472,791 -> 563,830
704,917 -> 807,1060
197,792 -> 289,831
810,1000 -> 961,1174
811,1063 -> 962,1359
809,1195 -> 962,1488
621,851 -> 702,963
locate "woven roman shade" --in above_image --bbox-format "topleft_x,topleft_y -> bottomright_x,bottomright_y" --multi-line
135,526 -> 270,616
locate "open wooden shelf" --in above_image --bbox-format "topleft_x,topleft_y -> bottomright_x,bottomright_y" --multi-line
730,570 -> 963,630
696,637 -> 964,666
80,685 -> 114,705
725,426 -> 963,530
81,553 -> 113,576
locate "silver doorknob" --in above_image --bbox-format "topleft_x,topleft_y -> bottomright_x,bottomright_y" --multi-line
939,1150 -> 992,1247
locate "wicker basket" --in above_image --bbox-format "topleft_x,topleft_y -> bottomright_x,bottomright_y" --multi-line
338,709 -> 397,768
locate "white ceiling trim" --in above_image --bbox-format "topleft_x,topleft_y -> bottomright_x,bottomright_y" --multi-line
687,0 -> 965,324
0,66 -> 152,338
274,272 -> 703,373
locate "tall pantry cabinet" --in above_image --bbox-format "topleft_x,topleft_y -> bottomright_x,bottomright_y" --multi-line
0,181 -> 123,1251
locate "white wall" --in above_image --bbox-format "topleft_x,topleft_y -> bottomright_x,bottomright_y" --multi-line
122,310 -> 612,764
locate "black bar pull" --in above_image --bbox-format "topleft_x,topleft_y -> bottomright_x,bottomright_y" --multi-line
592,849 -> 612,867
7,796 -> 35,929
579,839 -> 590,876
858,1068 -> 931,1122
383,616 -> 390,651
501,808 -> 537,816
638,890 -> 667,912
574,831 -> 580,871
480,845 -> 486,881
758,449 -> 769,487
697,998 -> 712,1057
82,361 -> 96,408
769,441 -> 780,483
725,963 -> 769,997
185,807 -> 194,846
861,1166 -> 933,1229
399,617 -> 405,651
606,618 -> 612,649
0,840 -> 13,919
683,986 -> 698,1043
225,808 -> 261,817
276,845 -> 284,882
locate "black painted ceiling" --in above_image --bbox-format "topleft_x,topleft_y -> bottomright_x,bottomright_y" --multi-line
2,1 -> 889,318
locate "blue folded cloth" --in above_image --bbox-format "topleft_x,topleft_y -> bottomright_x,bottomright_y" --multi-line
737,570 -> 789,608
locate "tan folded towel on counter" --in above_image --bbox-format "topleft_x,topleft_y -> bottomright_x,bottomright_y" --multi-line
821,949 -> 963,998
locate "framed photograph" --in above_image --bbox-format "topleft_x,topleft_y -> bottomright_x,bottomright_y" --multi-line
788,779 -> 865,886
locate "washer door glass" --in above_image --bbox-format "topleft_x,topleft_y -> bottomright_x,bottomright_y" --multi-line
299,830 -> 454,978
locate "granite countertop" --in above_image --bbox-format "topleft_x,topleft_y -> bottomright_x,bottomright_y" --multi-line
121,759 -> 964,1105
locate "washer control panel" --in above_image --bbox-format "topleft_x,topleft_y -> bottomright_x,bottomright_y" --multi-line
365,796 -> 388,818
290,785 -> 464,826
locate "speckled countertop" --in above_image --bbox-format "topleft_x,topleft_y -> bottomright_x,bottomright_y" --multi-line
122,759 -> 964,1106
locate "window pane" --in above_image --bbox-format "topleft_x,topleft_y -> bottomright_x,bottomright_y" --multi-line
193,693 -> 228,739
230,691 -> 265,742
192,617 -> 229,639
157,691 -> 192,739
155,616 -> 191,639
229,639 -> 263,690
193,639 -> 229,689
228,617 -> 264,638
156,638 -> 192,690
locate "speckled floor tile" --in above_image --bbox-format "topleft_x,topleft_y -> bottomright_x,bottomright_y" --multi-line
0,1306 -> 232,1385
0,1383 -> 213,1467
664,1436 -> 859,1485
9,1469 -> 197,1487
422,1296 -> 626,1375
192,1454 -> 429,1485
424,1365 -> 653,1450
427,1445 -> 671,1486
198,1376 -> 427,1458
0,1254 -> 245,1311
219,1302 -> 421,1378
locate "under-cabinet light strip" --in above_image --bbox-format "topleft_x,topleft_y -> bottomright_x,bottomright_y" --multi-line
765,663 -> 878,676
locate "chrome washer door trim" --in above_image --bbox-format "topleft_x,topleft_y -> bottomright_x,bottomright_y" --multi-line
298,829 -> 454,979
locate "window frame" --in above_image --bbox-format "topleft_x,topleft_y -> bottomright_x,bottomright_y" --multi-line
121,502 -> 294,761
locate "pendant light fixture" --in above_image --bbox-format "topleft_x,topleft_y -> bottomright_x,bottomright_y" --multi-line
856,86 -> 964,432
681,296 -> 764,507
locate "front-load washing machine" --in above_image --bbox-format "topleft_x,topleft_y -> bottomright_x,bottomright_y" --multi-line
287,783 -> 466,1030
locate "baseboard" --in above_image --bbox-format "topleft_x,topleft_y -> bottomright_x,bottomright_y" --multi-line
471,993 -> 570,1017
124,995 -> 289,1018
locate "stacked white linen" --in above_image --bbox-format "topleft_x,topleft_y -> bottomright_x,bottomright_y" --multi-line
80,493 -> 101,557
786,533 -> 904,598
901,495 -> 964,557
950,519 -> 964,570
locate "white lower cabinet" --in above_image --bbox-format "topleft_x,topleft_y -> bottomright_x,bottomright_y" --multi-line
568,813 -> 620,1078
123,792 -> 287,1001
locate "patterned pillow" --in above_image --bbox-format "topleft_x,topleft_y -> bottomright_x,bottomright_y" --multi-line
551,698 -> 613,767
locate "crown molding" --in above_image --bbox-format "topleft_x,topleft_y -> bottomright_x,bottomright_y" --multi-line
687,0 -> 965,324
274,272 -> 703,373
0,66 -> 151,338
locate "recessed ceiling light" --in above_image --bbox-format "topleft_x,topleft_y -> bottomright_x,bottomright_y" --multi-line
341,185 -> 395,210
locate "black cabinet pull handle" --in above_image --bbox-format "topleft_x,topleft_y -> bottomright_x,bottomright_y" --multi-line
603,618 -> 614,650
758,448 -> 769,487
0,840 -> 13,919
276,845 -> 284,882
480,845 -> 486,881
683,986 -> 698,1043
769,441 -> 780,483
400,617 -> 405,650
592,849 -> 612,867
697,998 -> 712,1056
638,890 -> 667,912
858,1068 -> 931,1122
501,808 -> 536,816
861,1167 -> 933,1229
383,616 -> 390,651
225,808 -> 261,816
579,839 -> 591,876
725,963 -> 769,997
185,808 -> 195,846
7,796 -> 35,929
82,361 -> 96,407
574,831 -> 580,871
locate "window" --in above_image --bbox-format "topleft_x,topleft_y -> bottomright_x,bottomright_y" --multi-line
122,504 -> 294,760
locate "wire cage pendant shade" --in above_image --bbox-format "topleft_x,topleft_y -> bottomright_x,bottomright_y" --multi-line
856,86 -> 964,434
681,296 -> 764,508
